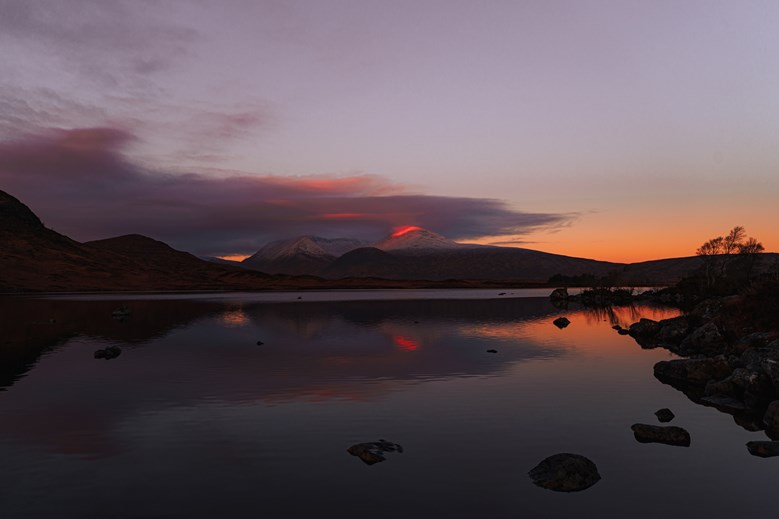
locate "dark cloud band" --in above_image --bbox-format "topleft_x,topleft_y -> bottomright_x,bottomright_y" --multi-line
0,127 -> 572,256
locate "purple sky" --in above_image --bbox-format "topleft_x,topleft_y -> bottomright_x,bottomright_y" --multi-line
1,0 -> 778,260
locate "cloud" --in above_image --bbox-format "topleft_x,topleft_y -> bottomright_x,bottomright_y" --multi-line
0,127 -> 573,256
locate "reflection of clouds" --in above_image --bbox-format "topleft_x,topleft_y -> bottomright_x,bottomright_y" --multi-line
457,322 -> 534,341
0,296 -> 679,459
220,308 -> 249,326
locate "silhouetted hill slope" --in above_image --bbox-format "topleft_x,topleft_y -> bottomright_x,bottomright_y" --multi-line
324,246 -> 622,281
0,190 -> 307,292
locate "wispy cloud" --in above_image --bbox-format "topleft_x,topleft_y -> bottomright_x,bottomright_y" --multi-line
0,127 -> 573,256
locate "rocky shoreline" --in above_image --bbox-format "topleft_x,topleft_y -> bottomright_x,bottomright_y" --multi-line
623,294 -> 779,444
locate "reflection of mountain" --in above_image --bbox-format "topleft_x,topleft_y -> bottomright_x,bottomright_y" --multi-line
0,294 -> 570,456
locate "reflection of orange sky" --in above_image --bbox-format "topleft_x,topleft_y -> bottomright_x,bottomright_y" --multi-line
459,305 -> 680,355
221,308 -> 249,326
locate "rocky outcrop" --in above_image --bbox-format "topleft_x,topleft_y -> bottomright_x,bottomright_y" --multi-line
528,453 -> 601,492
628,295 -> 779,437
631,424 -> 691,446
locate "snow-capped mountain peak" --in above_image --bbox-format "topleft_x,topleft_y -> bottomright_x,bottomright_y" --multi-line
245,236 -> 368,263
373,226 -> 463,251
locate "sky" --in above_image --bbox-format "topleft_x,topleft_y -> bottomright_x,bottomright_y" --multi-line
1,0 -> 777,262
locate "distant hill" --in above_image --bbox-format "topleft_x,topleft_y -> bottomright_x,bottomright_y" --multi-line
0,190 -> 308,292
242,236 -> 368,275
241,226 -> 700,283
5,189 -> 773,291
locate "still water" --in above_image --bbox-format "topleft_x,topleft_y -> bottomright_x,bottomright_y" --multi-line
0,290 -> 776,518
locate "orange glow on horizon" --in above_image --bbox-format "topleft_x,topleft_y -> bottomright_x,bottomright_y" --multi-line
391,225 -> 423,238
393,335 -> 419,351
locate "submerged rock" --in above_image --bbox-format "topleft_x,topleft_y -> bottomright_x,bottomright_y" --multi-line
553,317 -> 571,329
655,408 -> 675,423
486,349 -> 498,353
631,423 -> 691,446
347,439 -> 403,465
94,346 -> 122,360
746,441 -> 779,458
528,453 -> 601,492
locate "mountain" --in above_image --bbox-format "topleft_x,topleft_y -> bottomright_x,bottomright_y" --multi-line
250,226 -> 720,283
242,236 -> 368,275
0,189 -> 324,292
373,226 -> 469,252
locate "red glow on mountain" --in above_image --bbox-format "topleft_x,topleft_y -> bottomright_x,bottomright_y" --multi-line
391,226 -> 423,238
393,335 -> 419,351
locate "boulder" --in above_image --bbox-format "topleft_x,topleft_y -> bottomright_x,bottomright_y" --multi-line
528,453 -> 601,492
549,288 -> 569,301
654,357 -> 732,386
655,316 -> 691,344
553,317 -> 571,329
631,424 -> 691,447
628,318 -> 660,338
654,408 -> 675,423
746,441 -> 779,458
678,322 -> 728,355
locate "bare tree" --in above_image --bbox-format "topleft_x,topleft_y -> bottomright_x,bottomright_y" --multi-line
696,236 -> 723,289
696,226 -> 764,289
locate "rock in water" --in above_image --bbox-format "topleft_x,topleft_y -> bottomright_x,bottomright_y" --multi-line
553,317 -> 571,329
528,453 -> 601,492
655,408 -> 675,423
746,441 -> 779,458
549,288 -> 569,301
347,440 -> 403,465
631,424 -> 691,446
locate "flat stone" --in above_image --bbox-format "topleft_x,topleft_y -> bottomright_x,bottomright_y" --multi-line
347,440 -> 403,465
631,423 -> 691,447
746,441 -> 779,458
528,453 -> 601,492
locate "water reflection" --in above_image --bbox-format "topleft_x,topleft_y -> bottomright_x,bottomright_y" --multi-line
5,294 -> 776,519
